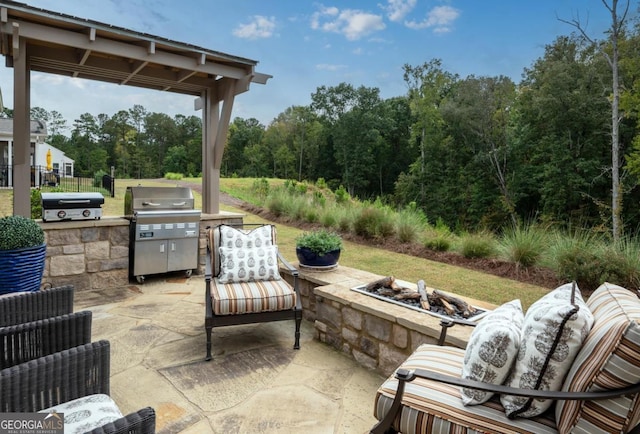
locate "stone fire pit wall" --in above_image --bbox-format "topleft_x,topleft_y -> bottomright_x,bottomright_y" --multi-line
280,265 -> 493,376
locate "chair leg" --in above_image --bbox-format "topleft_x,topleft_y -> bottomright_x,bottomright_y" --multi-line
205,325 -> 212,361
293,313 -> 301,350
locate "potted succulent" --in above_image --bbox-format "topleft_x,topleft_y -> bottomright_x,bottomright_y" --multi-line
296,229 -> 343,269
0,215 -> 46,294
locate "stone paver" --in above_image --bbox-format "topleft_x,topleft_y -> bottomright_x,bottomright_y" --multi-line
78,275 -> 385,434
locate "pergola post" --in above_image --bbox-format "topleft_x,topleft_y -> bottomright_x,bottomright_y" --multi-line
201,80 -> 236,214
12,25 -> 30,217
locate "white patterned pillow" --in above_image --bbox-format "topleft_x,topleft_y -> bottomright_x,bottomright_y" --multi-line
39,393 -> 122,434
217,225 -> 281,283
501,282 -> 594,419
461,299 -> 524,405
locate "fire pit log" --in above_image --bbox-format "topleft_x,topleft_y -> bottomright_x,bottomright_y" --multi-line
417,280 -> 431,311
365,276 -> 403,292
428,290 -> 477,318
376,287 -> 422,300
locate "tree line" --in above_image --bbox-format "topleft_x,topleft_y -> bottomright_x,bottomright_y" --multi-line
2,3 -> 640,236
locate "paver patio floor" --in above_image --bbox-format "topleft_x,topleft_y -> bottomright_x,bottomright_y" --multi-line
75,274 -> 385,434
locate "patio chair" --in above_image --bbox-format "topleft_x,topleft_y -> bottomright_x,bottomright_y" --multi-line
371,282 -> 640,434
0,310 -> 92,369
0,340 -> 156,434
204,224 -> 302,361
0,284 -> 74,326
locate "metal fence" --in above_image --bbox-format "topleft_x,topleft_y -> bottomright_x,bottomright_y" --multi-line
0,164 -> 115,197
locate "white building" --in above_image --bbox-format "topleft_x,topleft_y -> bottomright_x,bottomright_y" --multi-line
0,118 -> 74,187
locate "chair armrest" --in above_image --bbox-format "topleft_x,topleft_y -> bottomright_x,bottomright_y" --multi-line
277,251 -> 299,277
0,310 -> 92,369
406,368 -> 640,400
87,407 -> 156,434
0,285 -> 74,327
372,367 -> 640,434
437,318 -> 476,345
0,340 -> 111,412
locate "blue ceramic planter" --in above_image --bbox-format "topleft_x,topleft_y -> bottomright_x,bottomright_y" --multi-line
0,243 -> 46,295
296,247 -> 341,268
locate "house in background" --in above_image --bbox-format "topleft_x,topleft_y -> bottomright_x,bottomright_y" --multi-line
0,118 -> 74,187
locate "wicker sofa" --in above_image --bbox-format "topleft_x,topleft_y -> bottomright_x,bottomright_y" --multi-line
0,340 -> 155,434
372,282 -> 640,434
0,284 -> 74,326
0,310 -> 92,369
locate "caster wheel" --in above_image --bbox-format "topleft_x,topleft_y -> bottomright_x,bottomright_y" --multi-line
136,275 -> 145,284
185,269 -> 193,278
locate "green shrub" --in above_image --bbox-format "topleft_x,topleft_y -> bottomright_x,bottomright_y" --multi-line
458,232 -> 496,259
265,190 -> 288,217
395,209 -> 424,243
252,178 -> 270,198
164,172 -> 183,180
316,178 -> 328,189
353,206 -> 395,239
498,224 -> 548,268
544,230 -> 605,292
319,209 -> 338,228
296,229 -> 343,255
0,215 -> 45,250
424,235 -> 452,251
334,185 -> 350,203
303,206 -> 320,223
31,189 -> 42,219
93,170 -> 107,188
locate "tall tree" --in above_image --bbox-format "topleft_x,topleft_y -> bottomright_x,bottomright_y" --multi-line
403,60 -> 457,205
560,0 -> 631,241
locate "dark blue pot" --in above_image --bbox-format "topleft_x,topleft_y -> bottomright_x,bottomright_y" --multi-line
296,247 -> 341,268
0,243 -> 46,295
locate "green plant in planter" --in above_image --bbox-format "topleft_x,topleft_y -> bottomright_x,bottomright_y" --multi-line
296,229 -> 343,256
0,215 -> 45,250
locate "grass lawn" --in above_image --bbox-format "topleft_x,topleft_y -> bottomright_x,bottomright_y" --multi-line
0,179 -> 550,308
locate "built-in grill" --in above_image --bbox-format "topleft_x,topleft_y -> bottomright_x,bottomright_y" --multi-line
41,192 -> 104,222
125,186 -> 201,284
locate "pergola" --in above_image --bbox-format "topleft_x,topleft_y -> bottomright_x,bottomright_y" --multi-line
0,0 -> 270,216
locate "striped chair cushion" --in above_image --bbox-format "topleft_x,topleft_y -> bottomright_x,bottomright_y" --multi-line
556,282 -> 640,434
211,279 -> 296,315
374,344 -> 558,434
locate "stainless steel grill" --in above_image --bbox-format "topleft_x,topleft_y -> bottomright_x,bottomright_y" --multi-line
125,186 -> 201,284
41,192 -> 104,222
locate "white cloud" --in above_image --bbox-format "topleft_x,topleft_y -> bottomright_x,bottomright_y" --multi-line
316,64 -> 347,71
405,5 -> 460,33
382,0 -> 416,22
311,6 -> 385,41
353,47 -> 363,55
233,15 -> 276,39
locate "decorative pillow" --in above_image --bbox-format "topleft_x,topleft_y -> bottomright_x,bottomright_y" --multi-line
501,282 -> 594,419
39,393 -> 123,434
217,225 -> 281,283
460,299 -> 524,405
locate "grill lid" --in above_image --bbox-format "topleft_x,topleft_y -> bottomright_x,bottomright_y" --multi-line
125,186 -> 195,215
41,192 -> 105,209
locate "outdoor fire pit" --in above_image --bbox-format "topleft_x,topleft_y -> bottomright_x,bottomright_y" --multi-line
351,276 -> 489,322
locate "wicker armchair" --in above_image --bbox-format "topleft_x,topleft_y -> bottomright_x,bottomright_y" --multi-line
0,285 -> 74,326
0,310 -> 92,369
0,340 -> 156,434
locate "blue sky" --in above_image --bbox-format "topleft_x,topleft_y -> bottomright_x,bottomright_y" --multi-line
0,0 -> 620,130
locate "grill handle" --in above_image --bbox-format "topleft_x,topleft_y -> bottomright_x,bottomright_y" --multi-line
142,201 -> 161,207
59,199 -> 90,204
